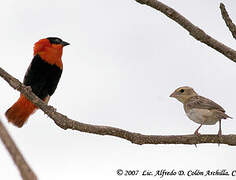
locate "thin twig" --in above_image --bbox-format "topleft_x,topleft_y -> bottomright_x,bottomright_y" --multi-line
135,0 -> 236,62
1,67 -> 236,146
0,119 -> 37,180
220,3 -> 236,40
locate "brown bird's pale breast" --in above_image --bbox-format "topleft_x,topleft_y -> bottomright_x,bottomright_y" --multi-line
186,109 -> 220,125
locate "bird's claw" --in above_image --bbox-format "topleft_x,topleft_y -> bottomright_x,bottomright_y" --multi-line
194,131 -> 201,136
49,105 -> 56,112
25,86 -> 32,92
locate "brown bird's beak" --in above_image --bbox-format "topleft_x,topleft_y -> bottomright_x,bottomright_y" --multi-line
61,41 -> 70,47
169,92 -> 176,98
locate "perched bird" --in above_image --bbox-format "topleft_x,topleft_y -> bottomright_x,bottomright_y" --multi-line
170,86 -> 231,136
5,37 -> 69,127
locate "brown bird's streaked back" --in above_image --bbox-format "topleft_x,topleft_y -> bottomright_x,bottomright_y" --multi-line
184,96 -> 225,113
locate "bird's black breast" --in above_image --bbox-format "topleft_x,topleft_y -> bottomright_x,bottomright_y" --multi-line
23,54 -> 62,100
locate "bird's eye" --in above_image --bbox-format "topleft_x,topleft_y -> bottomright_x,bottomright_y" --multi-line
179,89 -> 184,93
55,39 -> 61,43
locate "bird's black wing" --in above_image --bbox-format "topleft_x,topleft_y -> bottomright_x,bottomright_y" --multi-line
23,54 -> 62,99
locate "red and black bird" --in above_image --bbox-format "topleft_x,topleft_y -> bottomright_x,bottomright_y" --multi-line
5,37 -> 69,127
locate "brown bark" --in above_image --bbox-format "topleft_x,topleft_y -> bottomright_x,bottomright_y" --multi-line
0,119 -> 37,180
1,1 -> 236,179
135,0 -> 236,62
220,3 -> 236,40
1,67 -> 236,146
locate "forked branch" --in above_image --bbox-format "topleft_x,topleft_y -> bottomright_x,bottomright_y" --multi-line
1,1 -> 236,180
135,0 -> 236,62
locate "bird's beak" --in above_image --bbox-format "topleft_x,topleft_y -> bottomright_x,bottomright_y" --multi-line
169,92 -> 176,98
61,41 -> 70,47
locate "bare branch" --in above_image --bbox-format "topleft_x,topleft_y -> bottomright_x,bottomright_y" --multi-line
220,3 -> 236,40
1,67 -> 236,146
0,118 -> 37,180
135,0 -> 236,62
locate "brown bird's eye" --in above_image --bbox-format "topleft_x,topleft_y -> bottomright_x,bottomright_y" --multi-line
179,89 -> 184,93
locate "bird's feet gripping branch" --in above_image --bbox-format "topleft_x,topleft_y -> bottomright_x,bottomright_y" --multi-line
5,37 -> 69,127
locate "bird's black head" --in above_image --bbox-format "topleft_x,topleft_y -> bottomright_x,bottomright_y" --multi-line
47,37 -> 70,47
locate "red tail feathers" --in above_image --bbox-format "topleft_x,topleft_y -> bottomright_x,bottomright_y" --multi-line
5,95 -> 37,127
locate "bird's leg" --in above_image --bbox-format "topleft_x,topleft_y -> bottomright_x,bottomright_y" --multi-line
194,124 -> 202,136
218,120 -> 222,136
217,120 -> 223,146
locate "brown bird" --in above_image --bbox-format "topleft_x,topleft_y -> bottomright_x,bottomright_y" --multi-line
170,86 -> 232,136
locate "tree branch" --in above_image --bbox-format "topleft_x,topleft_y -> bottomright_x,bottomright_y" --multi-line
220,3 -> 236,40
135,0 -> 236,62
1,67 -> 236,146
0,118 -> 37,180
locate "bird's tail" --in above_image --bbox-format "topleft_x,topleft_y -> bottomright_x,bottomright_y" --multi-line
5,94 -> 37,127
226,114 -> 233,119
219,111 -> 233,119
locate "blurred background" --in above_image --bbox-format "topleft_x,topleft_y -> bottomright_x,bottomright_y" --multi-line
0,0 -> 236,179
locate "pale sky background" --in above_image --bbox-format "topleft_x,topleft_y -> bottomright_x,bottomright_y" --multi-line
0,0 -> 236,179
